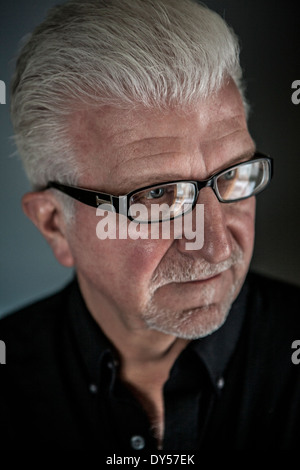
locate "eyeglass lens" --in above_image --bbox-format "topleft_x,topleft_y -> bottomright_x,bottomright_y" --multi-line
129,182 -> 195,222
128,159 -> 270,222
216,159 -> 270,202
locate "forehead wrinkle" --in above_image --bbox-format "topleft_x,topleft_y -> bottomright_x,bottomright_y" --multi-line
105,132 -> 187,179
201,115 -> 246,143
109,151 -> 192,189
123,135 -> 182,147
114,135 -> 184,167
201,128 -> 246,146
110,150 -> 183,173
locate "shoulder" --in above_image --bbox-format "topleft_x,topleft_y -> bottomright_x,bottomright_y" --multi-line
247,269 -> 300,293
0,280 -> 80,448
241,271 -> 300,375
246,270 -> 300,317
0,281 -> 75,359
244,270 -> 300,334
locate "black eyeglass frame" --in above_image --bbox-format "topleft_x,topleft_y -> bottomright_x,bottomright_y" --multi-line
46,152 -> 273,222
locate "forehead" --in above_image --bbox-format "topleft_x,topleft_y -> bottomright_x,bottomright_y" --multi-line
68,81 -> 253,192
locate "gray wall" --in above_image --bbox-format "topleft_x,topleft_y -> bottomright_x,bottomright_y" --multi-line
0,0 -> 299,318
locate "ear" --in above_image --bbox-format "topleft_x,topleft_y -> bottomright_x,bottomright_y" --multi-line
22,191 -> 74,267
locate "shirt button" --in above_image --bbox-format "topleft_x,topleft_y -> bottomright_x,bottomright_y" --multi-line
89,383 -> 98,394
130,435 -> 145,450
217,377 -> 225,390
107,358 -> 119,369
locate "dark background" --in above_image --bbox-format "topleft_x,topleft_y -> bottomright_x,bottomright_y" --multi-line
0,0 -> 299,318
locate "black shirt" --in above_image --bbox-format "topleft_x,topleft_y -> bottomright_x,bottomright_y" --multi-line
0,272 -> 300,451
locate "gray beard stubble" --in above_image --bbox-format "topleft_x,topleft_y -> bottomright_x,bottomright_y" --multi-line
142,246 -> 244,339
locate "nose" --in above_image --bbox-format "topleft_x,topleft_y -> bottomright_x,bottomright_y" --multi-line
177,187 -> 233,263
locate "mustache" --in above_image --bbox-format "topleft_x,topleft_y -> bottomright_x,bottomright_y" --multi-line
150,245 -> 244,291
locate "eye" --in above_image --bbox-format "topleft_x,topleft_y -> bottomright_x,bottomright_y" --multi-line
223,169 -> 237,181
146,187 -> 166,199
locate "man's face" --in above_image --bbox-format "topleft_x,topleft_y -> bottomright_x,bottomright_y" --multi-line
65,80 -> 256,339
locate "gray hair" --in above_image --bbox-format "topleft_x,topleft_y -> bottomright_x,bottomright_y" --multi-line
11,0 -> 245,198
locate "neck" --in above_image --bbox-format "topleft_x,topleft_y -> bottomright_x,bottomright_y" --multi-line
114,330 -> 188,450
95,301 -> 189,375
78,274 -> 189,367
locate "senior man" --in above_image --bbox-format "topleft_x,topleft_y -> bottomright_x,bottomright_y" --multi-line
1,0 -> 299,451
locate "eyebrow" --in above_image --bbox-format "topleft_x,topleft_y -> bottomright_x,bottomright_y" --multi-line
120,148 -> 257,193
211,148 -> 257,175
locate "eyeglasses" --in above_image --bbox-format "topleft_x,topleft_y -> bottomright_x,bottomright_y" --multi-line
46,152 -> 273,223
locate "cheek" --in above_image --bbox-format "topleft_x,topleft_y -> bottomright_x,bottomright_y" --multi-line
67,208 -> 172,288
114,238 -> 172,286
226,198 -> 256,260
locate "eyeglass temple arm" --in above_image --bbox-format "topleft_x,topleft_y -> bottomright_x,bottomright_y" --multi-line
46,182 -> 114,208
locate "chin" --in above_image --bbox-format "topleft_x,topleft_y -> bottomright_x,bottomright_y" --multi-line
144,302 -> 233,340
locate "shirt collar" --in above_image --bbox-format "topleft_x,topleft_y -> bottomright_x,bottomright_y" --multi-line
188,278 -> 249,393
67,278 -> 117,384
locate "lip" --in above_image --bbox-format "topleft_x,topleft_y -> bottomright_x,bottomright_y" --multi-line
177,272 -> 223,285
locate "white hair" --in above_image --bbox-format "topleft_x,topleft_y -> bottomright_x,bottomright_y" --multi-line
11,0 -> 245,205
